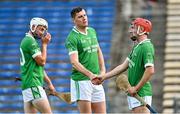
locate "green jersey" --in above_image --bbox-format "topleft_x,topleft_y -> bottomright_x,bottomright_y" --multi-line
65,27 -> 100,81
20,33 -> 44,90
127,39 -> 155,97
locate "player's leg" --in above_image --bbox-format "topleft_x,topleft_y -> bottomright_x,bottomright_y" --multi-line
24,102 -> 37,113
77,100 -> 92,113
127,96 -> 152,114
92,101 -> 106,113
30,86 -> 52,113
71,79 -> 93,113
22,88 -> 38,113
32,98 -> 52,113
91,84 -> 106,113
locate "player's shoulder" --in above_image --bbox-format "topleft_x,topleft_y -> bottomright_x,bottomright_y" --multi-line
140,39 -> 152,46
21,34 -> 36,46
24,33 -> 35,41
67,28 -> 80,40
87,27 -> 96,32
144,40 -> 153,47
141,40 -> 154,52
87,27 -> 97,36
67,28 -> 78,37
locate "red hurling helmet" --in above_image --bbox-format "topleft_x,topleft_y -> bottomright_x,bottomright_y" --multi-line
132,18 -> 152,33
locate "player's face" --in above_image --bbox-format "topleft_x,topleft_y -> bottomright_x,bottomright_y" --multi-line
128,23 -> 138,41
34,25 -> 47,39
74,9 -> 88,28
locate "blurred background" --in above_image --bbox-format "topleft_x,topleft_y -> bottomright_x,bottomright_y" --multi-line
0,0 -> 180,113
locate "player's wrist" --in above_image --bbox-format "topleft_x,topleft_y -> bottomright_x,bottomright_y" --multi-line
102,75 -> 106,81
42,43 -> 48,46
89,73 -> 96,80
134,86 -> 139,92
100,70 -> 106,75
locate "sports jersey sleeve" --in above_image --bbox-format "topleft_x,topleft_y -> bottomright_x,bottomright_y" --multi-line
142,45 -> 154,68
65,35 -> 78,55
27,38 -> 41,58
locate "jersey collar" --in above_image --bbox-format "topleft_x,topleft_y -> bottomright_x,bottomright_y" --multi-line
134,39 -> 151,49
73,26 -> 88,35
138,39 -> 150,45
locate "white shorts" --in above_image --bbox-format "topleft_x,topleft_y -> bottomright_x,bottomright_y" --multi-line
127,96 -> 152,110
71,79 -> 105,103
22,86 -> 48,102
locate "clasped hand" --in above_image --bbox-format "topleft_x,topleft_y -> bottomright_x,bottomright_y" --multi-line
91,75 -> 105,85
127,86 -> 137,96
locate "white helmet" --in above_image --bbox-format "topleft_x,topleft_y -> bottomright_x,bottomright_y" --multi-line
30,17 -> 48,32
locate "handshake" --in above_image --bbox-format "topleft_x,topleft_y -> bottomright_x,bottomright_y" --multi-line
90,74 -> 106,85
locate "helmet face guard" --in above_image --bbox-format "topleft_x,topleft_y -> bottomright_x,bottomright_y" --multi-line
30,17 -> 48,32
30,17 -> 48,39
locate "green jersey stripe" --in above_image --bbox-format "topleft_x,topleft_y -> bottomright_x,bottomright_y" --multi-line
75,81 -> 80,100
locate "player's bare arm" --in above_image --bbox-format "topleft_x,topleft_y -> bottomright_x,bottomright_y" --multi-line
92,59 -> 129,85
70,52 -> 96,80
103,59 -> 129,80
97,46 -> 106,75
44,71 -> 56,95
34,33 -> 51,66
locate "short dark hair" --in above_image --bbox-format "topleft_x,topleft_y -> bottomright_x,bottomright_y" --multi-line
71,7 -> 84,18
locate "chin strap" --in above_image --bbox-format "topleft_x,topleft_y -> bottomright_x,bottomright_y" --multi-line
30,25 -> 37,33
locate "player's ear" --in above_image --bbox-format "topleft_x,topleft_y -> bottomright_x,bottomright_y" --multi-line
72,18 -> 75,23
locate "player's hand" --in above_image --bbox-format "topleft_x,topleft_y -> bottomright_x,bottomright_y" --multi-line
127,86 -> 137,96
99,74 -> 106,82
89,74 -> 100,85
91,77 -> 102,85
91,75 -> 105,85
47,84 -> 56,96
42,32 -> 51,44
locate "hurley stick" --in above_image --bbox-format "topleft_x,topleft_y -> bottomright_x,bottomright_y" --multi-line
116,74 -> 157,114
15,77 -> 72,104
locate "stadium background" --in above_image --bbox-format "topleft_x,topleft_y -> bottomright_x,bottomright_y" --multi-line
0,0 -> 179,113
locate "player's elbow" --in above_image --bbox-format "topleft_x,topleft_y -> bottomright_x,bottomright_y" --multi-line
36,61 -> 46,66
146,66 -> 155,76
71,61 -> 76,68
40,62 -> 46,66
149,70 -> 155,76
34,56 -> 46,66
71,60 -> 79,69
151,67 -> 155,75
